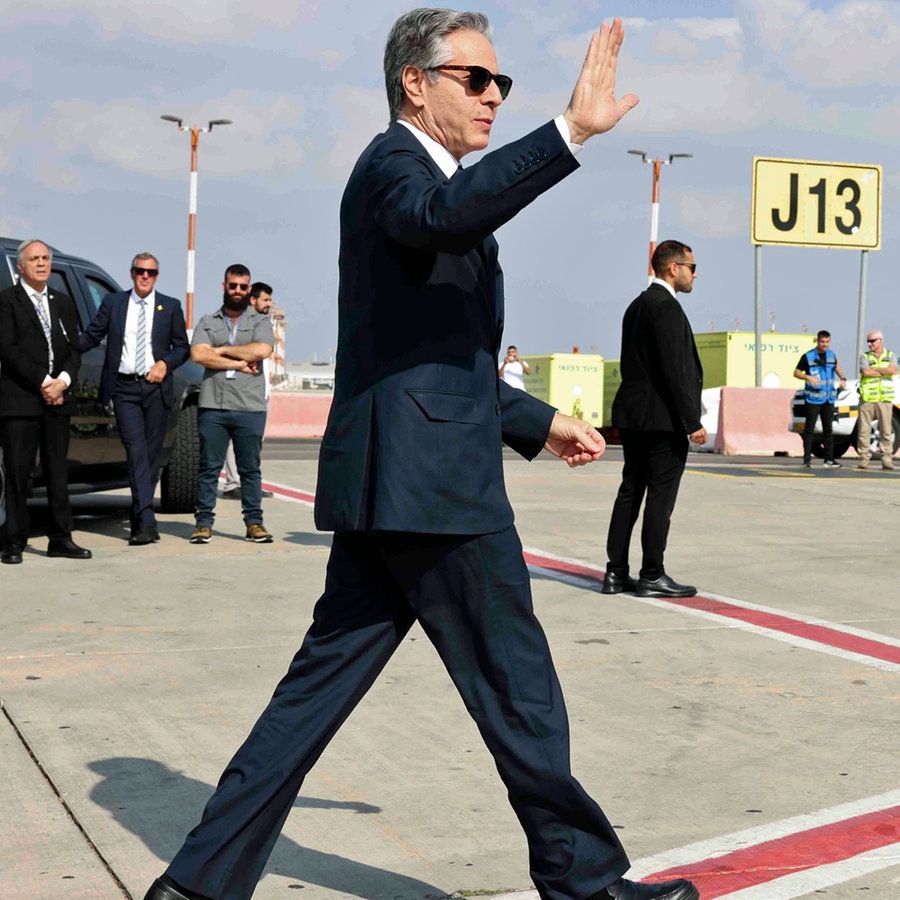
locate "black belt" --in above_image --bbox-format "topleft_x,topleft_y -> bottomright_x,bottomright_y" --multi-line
116,373 -> 145,382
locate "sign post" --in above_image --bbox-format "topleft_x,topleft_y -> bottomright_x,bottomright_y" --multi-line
750,157 -> 882,385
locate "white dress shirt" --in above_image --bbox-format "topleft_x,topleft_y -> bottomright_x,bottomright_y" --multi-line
26,284 -> 71,387
120,289 -> 157,374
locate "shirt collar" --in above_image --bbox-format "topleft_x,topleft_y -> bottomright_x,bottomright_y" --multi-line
130,288 -> 156,305
396,119 -> 460,179
650,276 -> 677,299
24,282 -> 47,302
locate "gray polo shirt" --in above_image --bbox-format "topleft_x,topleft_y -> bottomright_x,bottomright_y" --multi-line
192,307 -> 275,412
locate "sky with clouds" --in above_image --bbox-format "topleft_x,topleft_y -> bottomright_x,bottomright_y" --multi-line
2,0 -> 898,369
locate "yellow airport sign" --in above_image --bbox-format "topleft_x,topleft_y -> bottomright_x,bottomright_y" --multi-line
752,157 -> 881,250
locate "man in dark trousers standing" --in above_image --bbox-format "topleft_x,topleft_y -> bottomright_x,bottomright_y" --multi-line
79,252 -> 190,544
602,240 -> 706,600
146,10 -> 698,900
0,239 -> 91,564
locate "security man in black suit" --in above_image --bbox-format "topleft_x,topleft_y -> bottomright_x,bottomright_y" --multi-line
0,238 -> 90,564
602,240 -> 706,600
146,11 -> 697,900
79,252 -> 190,545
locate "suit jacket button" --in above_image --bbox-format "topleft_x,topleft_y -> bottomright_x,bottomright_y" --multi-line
495,404 -> 502,416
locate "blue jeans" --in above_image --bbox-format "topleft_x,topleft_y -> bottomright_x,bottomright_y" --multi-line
196,409 -> 267,527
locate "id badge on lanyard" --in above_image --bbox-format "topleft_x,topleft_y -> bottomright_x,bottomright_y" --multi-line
225,313 -> 244,379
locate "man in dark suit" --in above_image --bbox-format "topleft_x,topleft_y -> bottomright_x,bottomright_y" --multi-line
0,239 -> 91,564
147,11 -> 697,900
79,253 -> 190,544
602,240 -> 706,600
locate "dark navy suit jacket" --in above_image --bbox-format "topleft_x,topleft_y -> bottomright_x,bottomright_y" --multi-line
315,120 -> 580,535
611,282 -> 703,434
79,290 -> 190,407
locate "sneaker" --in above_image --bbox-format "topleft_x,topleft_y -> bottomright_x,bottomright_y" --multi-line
823,460 -> 842,468
245,523 -> 273,543
222,487 -> 241,500
190,525 -> 212,544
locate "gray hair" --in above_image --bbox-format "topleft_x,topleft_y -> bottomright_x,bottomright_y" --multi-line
17,238 -> 52,264
384,8 -> 492,121
131,251 -> 159,269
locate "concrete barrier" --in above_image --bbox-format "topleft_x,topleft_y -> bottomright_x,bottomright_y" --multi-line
714,386 -> 801,455
265,392 -> 332,438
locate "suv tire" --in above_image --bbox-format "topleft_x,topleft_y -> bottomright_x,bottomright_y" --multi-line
160,404 -> 200,513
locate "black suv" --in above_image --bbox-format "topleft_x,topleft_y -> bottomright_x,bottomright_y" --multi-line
1,237 -> 201,512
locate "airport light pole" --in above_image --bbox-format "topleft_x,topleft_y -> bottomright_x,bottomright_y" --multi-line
160,115 -> 232,328
628,150 -> 692,282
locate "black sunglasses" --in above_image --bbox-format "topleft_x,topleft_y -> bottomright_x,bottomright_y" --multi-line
132,267 -> 159,277
429,65 -> 512,100
227,282 -> 251,291
675,262 -> 697,273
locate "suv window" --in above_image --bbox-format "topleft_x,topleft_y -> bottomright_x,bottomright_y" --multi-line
48,269 -> 75,297
84,273 -> 117,315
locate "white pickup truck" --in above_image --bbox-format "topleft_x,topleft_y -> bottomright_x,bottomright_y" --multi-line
789,378 -> 900,459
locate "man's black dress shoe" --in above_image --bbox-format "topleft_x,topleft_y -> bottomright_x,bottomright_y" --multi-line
601,571 -> 638,594
1,546 -> 23,565
590,876 -> 699,899
635,574 -> 696,598
129,528 -> 155,546
144,874 -> 209,900
150,527 -> 161,542
47,538 -> 92,559
261,488 -> 274,498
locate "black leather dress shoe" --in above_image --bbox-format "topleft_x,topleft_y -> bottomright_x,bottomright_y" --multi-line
635,574 -> 696,598
150,527 -> 161,542
144,874 -> 209,900
129,528 -> 155,546
591,876 -> 699,899
601,571 -> 638,594
47,538 -> 92,559
1,546 -> 23,565
261,488 -> 275,498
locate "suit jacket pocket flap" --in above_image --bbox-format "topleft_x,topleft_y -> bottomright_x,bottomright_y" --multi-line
407,389 -> 479,424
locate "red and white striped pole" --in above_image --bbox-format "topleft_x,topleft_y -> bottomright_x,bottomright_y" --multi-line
161,115 -> 232,329
186,126 -> 199,329
628,150 -> 692,284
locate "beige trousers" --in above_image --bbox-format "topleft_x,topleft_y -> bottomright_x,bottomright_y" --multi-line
857,400 -> 894,466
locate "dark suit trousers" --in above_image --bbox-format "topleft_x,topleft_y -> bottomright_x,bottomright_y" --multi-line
167,527 -> 629,900
112,378 -> 169,529
0,411 -> 73,547
605,429 -> 689,581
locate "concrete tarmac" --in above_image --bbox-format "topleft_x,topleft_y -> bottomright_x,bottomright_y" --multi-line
1,449 -> 897,899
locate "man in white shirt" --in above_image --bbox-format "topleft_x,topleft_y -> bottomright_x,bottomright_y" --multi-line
499,344 -> 530,390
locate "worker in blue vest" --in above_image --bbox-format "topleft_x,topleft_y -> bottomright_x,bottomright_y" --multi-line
794,330 -> 847,468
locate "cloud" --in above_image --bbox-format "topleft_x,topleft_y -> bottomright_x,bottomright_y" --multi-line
0,108 -> 30,170
38,92 -> 308,183
735,0 -> 900,87
9,0 -> 321,42
671,189 -> 749,239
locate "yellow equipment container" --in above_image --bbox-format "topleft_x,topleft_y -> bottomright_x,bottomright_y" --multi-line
526,353 -> 604,423
696,331 -> 814,389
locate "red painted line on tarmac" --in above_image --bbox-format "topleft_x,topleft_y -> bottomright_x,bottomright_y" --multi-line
661,594 -> 900,667
522,551 -> 900,667
643,804 -> 900,897
266,483 -> 315,504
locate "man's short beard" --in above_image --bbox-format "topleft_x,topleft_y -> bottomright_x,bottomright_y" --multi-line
223,292 -> 250,312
